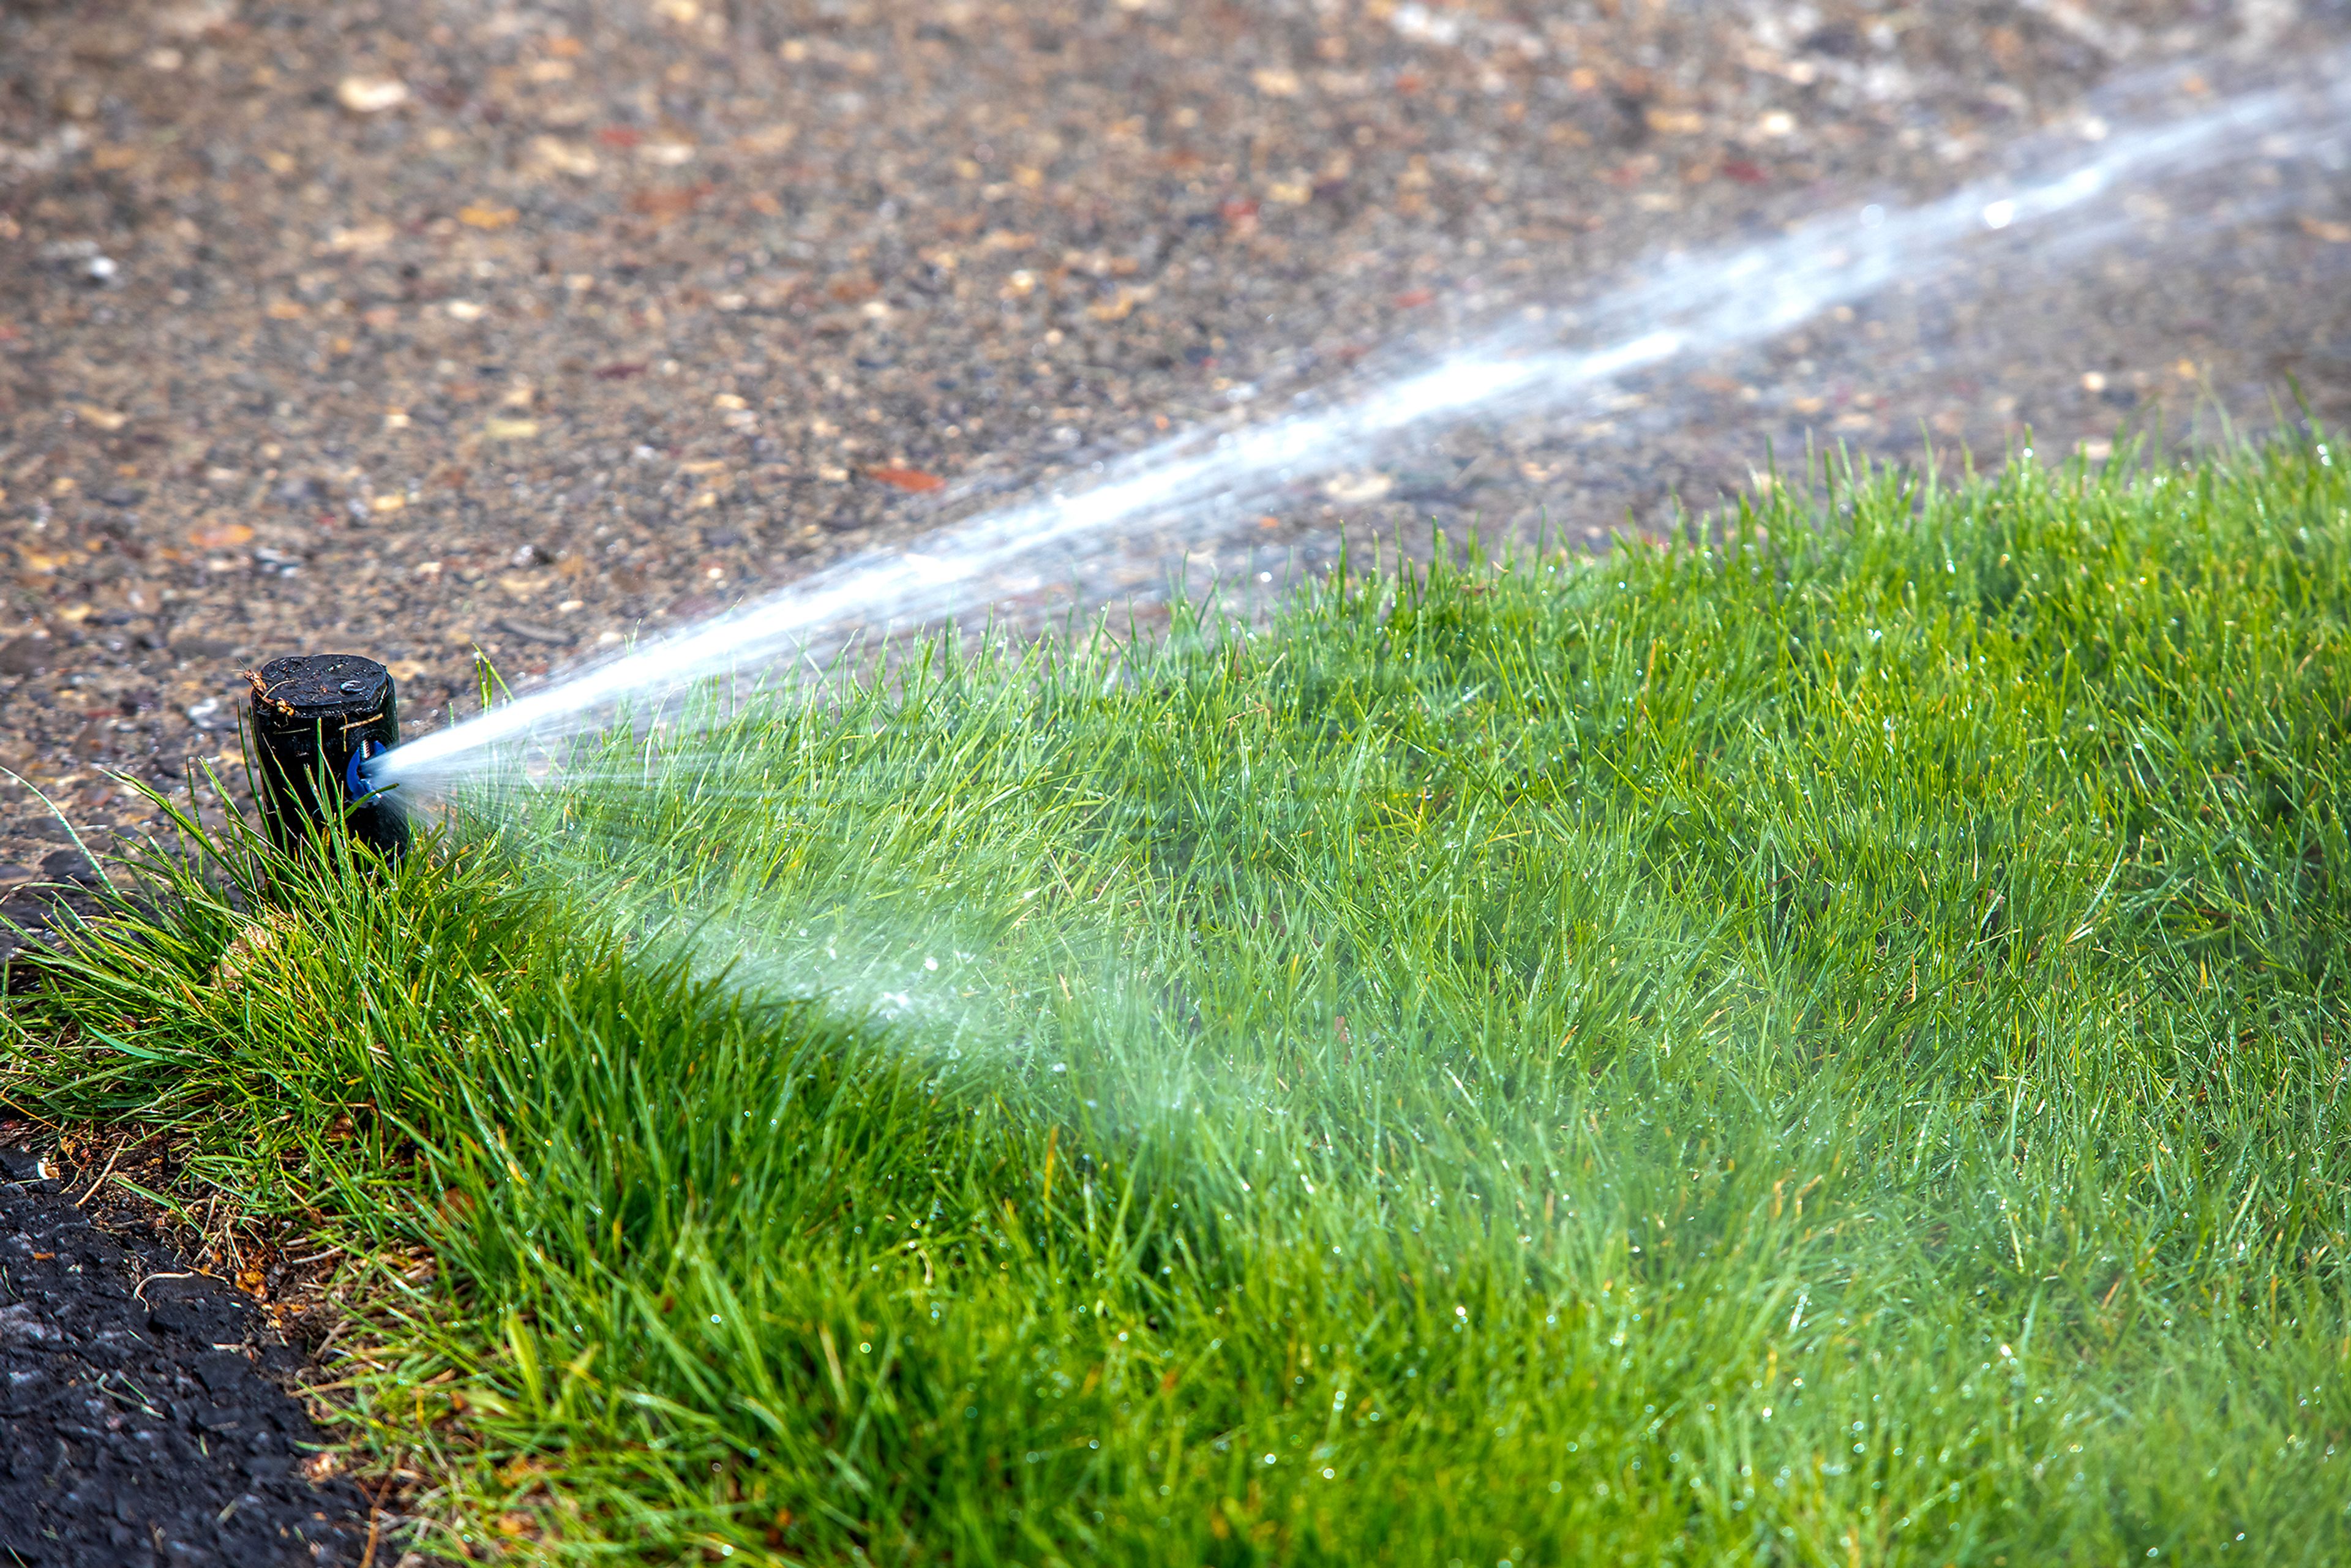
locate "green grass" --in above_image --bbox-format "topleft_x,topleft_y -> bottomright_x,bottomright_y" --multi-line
9,438 -> 2351,1566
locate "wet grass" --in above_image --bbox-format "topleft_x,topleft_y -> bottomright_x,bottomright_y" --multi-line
8,437 -> 2351,1566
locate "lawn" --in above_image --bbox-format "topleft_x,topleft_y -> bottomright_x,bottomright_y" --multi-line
8,437 -> 2351,1566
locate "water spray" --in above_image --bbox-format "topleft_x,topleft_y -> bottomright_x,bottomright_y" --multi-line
247,654 -> 408,858
369,53 -> 2351,800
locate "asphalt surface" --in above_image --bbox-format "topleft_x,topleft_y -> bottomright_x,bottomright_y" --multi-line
2,0 -> 2350,877
0,1131 -> 372,1567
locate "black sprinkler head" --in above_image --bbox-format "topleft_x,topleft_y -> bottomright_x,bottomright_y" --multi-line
248,653 -> 408,859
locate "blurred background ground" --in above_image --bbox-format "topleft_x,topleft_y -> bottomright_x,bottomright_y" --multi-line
2,0 -> 2350,906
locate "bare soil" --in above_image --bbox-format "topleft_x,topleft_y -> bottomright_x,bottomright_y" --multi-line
0,1126 -> 372,1566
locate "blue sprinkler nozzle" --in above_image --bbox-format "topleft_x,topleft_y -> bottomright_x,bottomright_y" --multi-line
345,738 -> 390,802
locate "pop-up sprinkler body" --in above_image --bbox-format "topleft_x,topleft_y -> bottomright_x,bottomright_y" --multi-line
248,654 -> 408,858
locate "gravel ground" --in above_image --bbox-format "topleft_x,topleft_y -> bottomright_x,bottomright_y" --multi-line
3,0 -> 2350,1545
2,0 -> 2349,877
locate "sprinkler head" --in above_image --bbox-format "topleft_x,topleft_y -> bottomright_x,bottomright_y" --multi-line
247,653 -> 408,859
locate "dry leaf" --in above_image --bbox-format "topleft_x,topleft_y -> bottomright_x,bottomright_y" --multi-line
868,466 -> 945,493
734,124 -> 797,156
627,184 -> 710,223
459,203 -> 519,230
217,912 -> 296,988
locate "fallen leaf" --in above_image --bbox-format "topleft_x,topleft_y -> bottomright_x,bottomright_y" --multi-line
628,184 -> 710,222
217,911 -> 296,987
868,466 -> 945,492
733,123 -> 797,156
336,75 -> 410,114
190,522 -> 253,548
459,203 -> 519,230
484,418 -> 541,440
73,403 -> 129,430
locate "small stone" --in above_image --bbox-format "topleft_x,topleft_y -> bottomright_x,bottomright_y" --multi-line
335,75 -> 410,114
39,850 -> 99,885
0,636 -> 50,676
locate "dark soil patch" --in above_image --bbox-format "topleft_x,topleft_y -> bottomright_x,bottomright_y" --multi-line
0,1133 -> 371,1567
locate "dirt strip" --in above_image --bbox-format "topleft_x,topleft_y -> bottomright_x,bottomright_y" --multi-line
0,1126 -> 375,1567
